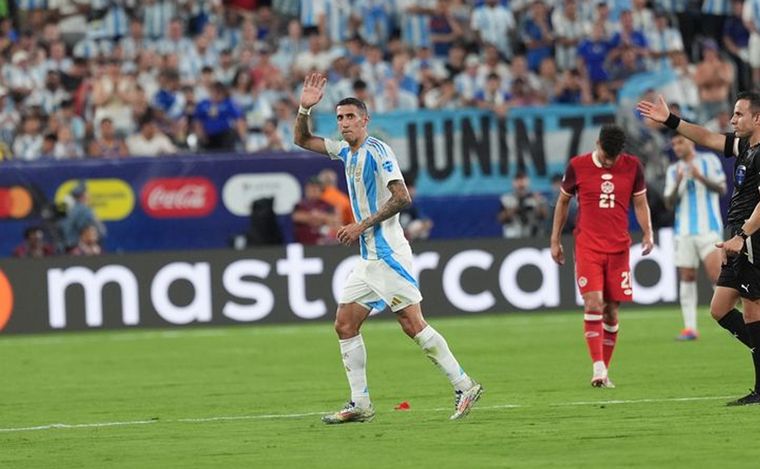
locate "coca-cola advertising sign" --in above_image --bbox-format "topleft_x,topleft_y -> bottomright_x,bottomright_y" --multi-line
140,177 -> 217,218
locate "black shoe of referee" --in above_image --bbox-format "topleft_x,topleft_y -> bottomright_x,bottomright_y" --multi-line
727,390 -> 760,406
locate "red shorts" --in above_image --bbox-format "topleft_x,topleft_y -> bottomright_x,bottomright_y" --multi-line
575,245 -> 632,302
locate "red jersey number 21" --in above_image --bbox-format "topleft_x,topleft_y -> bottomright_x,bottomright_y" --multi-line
599,193 -> 615,208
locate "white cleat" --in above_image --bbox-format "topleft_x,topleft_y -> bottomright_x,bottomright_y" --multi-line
322,402 -> 375,424
591,361 -> 608,388
601,377 -> 615,388
450,382 -> 484,420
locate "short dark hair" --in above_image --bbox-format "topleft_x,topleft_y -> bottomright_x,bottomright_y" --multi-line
598,124 -> 626,157
336,97 -> 368,116
737,91 -> 760,113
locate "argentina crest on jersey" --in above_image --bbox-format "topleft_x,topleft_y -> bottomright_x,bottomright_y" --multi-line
736,164 -> 747,187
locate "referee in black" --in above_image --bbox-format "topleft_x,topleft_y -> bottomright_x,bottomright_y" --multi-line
638,91 -> 760,405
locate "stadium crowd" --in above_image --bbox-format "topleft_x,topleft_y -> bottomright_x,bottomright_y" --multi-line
0,0 -> 750,161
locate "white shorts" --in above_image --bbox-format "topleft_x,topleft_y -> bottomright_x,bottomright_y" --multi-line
674,232 -> 722,268
340,254 -> 423,312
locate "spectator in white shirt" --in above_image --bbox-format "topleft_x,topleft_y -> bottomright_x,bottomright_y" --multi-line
455,54 -> 483,105
5,50 -> 43,101
44,41 -> 73,74
645,10 -> 684,70
292,32 -> 333,75
13,114 -> 44,161
376,77 -> 419,112
470,0 -> 516,59
120,18 -> 152,63
632,0 -> 656,33
53,126 -> 84,159
477,44 -> 511,83
156,18 -> 194,57
423,77 -> 461,109
552,0 -> 587,70
359,44 -> 392,92
126,114 -> 177,157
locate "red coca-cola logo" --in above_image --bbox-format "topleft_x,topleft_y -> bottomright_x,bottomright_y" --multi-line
140,177 -> 217,218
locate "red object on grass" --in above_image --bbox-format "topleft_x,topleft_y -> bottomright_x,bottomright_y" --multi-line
394,401 -> 410,410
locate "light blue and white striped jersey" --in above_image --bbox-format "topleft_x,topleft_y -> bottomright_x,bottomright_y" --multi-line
397,0 -> 435,49
325,135 -> 412,260
664,152 -> 725,236
653,0 -> 688,13
301,0 -> 327,28
143,0 -> 176,39
325,0 -> 354,44
702,0 -> 730,15
355,0 -> 392,45
101,5 -> 130,39
470,4 -> 515,59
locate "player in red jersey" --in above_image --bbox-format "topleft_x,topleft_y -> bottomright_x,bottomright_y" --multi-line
550,125 -> 654,387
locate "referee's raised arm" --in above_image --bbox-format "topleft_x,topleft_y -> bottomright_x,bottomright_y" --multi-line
293,73 -> 329,155
636,94 -> 728,154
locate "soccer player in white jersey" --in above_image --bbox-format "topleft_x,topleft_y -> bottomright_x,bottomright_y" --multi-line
664,133 -> 727,340
293,73 -> 483,424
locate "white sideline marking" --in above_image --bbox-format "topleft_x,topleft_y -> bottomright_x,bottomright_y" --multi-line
0,419 -> 158,433
553,395 -> 737,406
176,411 -> 326,423
0,395 -> 737,434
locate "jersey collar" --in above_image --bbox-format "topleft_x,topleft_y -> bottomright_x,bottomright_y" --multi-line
591,150 -> 604,168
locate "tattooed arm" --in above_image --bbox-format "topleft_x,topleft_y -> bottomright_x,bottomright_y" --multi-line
337,180 -> 411,245
293,73 -> 328,155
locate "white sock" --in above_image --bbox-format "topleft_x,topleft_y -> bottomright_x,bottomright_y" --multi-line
414,326 -> 473,392
339,335 -> 370,408
679,281 -> 698,331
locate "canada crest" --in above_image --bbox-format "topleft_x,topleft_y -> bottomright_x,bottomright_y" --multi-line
601,181 -> 615,194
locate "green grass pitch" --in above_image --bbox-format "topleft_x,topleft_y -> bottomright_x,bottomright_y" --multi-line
3,307 -> 760,468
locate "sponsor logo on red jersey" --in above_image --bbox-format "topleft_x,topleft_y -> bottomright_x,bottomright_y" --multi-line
141,177 -> 217,218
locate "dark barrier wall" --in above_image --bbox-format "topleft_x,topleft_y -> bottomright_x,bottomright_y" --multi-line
0,229 -> 703,335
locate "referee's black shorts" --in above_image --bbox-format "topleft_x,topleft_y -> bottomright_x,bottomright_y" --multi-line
717,254 -> 760,300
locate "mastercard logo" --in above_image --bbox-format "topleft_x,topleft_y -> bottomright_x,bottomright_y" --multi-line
0,269 -> 14,331
0,186 -> 33,219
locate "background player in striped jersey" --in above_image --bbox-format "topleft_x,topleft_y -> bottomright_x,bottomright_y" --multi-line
293,73 -> 482,424
638,91 -> 760,405
551,125 -> 654,388
664,133 -> 727,341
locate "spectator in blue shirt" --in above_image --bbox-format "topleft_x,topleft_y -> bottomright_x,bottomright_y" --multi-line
152,68 -> 185,122
577,23 -> 612,84
193,81 -> 247,152
608,9 -> 649,67
520,0 -> 555,72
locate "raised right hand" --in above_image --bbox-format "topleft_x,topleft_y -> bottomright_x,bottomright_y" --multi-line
635,94 -> 670,124
300,73 -> 327,109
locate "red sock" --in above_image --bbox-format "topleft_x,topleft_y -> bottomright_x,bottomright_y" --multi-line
603,322 -> 619,368
584,312 -> 604,363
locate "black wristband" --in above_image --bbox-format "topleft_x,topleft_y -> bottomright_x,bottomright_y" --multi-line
739,229 -> 750,240
664,113 -> 681,130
